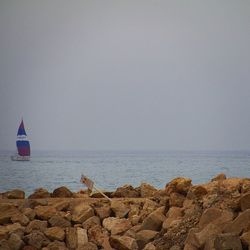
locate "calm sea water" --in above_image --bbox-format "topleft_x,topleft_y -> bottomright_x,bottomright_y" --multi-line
0,150 -> 250,196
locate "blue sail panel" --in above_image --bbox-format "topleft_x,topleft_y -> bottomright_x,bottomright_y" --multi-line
16,140 -> 30,156
17,120 -> 27,136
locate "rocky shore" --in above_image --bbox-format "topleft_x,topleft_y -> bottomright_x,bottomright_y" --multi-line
1,173 -> 250,250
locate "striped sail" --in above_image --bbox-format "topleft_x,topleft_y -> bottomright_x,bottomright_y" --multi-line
16,120 -> 30,156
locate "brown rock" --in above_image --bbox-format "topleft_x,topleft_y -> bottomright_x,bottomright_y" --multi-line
6,223 -> 25,238
110,235 -> 138,250
52,186 -> 73,198
143,242 -> 156,250
72,203 -> 94,224
187,185 -> 208,199
241,179 -> 250,193
3,189 -> 25,199
46,240 -> 67,250
165,177 -> 192,195
49,215 -> 71,228
11,213 -> 29,226
26,199 -> 48,208
140,183 -> 157,198
224,209 -> 250,234
211,173 -> 226,182
65,227 -> 77,249
170,246 -> 181,250
94,205 -> 111,220
0,227 -> 9,240
53,201 -> 70,211
214,233 -> 242,250
22,246 -> 37,250
76,228 -> 88,248
25,220 -> 48,234
0,203 -> 21,224
35,205 -> 57,220
79,242 -> 98,250
140,199 -> 160,221
22,208 -> 36,221
8,233 -> 24,250
111,185 -> 140,198
169,192 -> 185,207
240,192 -> 250,211
111,200 -> 130,218
0,239 -> 11,250
88,225 -> 109,247
44,227 -> 65,241
103,217 -> 132,235
140,207 -> 166,231
82,216 -> 101,230
135,230 -> 158,249
28,188 -> 51,199
240,231 -> 250,247
23,230 -> 50,249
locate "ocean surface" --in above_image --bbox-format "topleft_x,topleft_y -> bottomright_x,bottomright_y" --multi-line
1,150 -> 250,196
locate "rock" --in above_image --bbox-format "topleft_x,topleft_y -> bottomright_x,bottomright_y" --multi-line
53,201 -> 70,211
22,208 -> 36,221
72,204 -> 94,224
79,242 -> 98,250
76,228 -> 88,248
111,200 -> 130,218
52,186 -> 73,198
11,213 -> 29,226
170,246 -> 181,250
140,199 -> 160,221
82,216 -> 101,230
28,188 -> 51,199
94,205 -> 111,220
44,227 -> 65,241
241,179 -> 250,193
0,227 -> 9,240
169,192 -> 185,207
48,215 -> 71,228
103,217 -> 132,235
214,233 -> 242,250
198,208 -> 234,229
6,223 -> 25,237
88,225 -> 109,247
3,189 -> 25,199
46,240 -> 67,250
0,203 -> 21,224
135,230 -> 158,249
8,233 -> 24,250
140,183 -> 157,198
26,199 -> 48,208
65,227 -> 77,249
22,246 -> 37,250
0,239 -> 11,250
224,209 -> 250,234
35,205 -> 57,220
110,235 -> 138,250
183,243 -> 199,250
143,242 -> 156,250
194,223 -> 222,248
23,230 -> 50,249
111,185 -> 140,198
25,220 -> 48,234
165,177 -> 192,195
140,207 -> 166,231
240,231 -> 250,247
211,173 -> 226,182
162,207 -> 184,230
240,192 -> 250,211
187,185 -> 208,200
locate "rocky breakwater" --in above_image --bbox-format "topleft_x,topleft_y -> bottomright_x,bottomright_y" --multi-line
1,174 -> 250,249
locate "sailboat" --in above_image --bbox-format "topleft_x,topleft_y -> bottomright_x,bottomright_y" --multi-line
11,119 -> 31,161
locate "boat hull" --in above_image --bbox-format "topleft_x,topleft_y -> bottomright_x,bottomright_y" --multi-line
11,155 -> 30,161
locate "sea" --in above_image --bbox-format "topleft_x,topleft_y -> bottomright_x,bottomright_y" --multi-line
1,150 -> 250,196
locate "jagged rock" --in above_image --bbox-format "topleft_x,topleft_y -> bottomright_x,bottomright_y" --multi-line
140,183 -> 157,198
165,177 -> 192,195
111,185 -> 140,198
82,216 -> 101,230
11,213 -> 29,226
28,188 -> 51,199
135,230 -> 158,249
88,225 -> 109,247
211,173 -> 226,182
3,189 -> 25,199
0,203 -> 21,224
169,192 -> 185,207
8,233 -> 24,250
26,199 -> 48,208
143,242 -> 156,250
72,203 -> 94,224
198,208 -> 234,229
46,240 -> 67,250
140,199 -> 159,221
65,227 -> 77,249
214,233 -> 242,250
240,231 -> 250,247
79,242 -> 98,250
48,215 -> 71,228
140,206 -> 166,231
162,207 -> 184,230
224,209 -> 250,234
187,185 -> 208,199
35,205 -> 57,220
5,223 -> 24,238
25,220 -> 48,234
76,228 -> 88,248
53,201 -> 70,211
23,230 -> 50,249
44,227 -> 65,241
22,208 -> 36,221
94,205 -> 111,220
241,179 -> 250,193
103,217 -> 132,235
52,186 -> 73,198
111,200 -> 130,218
110,235 -> 138,250
240,192 -> 250,211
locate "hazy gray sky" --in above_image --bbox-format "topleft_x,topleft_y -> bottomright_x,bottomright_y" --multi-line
0,0 -> 250,151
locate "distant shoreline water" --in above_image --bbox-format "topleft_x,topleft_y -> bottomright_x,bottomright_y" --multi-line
1,150 -> 250,196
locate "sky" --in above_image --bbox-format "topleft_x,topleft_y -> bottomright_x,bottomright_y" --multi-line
0,0 -> 250,151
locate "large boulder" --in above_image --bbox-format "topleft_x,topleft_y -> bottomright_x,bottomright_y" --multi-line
110,235 -> 138,250
103,217 -> 132,235
111,185 -> 140,198
28,188 -> 51,199
3,189 -> 25,199
165,177 -> 192,195
52,186 -> 73,198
